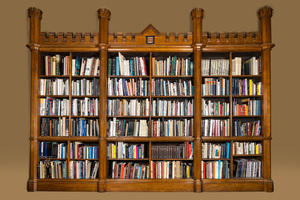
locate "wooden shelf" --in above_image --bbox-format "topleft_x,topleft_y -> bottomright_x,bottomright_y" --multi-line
27,6 -> 274,192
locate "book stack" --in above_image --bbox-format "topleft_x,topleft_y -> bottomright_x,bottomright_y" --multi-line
202,119 -> 229,136
71,98 -> 99,116
39,142 -> 67,158
202,99 -> 230,116
201,160 -> 230,179
69,161 -> 99,179
233,142 -> 262,155
202,142 -> 230,159
233,98 -> 261,116
71,78 -> 99,96
202,78 -> 229,96
151,142 -> 193,159
111,162 -> 149,179
71,118 -> 99,137
43,55 -> 70,76
152,99 -> 193,116
152,56 -> 193,76
232,57 -> 260,75
107,118 -> 148,137
151,118 -> 193,137
40,97 -> 69,116
71,57 -> 100,76
234,159 -> 261,178
232,78 -> 262,95
107,78 -> 149,96
108,53 -> 148,76
152,79 -> 194,96
40,79 -> 69,95
151,161 -> 193,179
70,142 -> 99,159
41,117 -> 69,136
107,142 -> 145,159
201,59 -> 229,75
37,160 -> 67,179
107,99 -> 149,116
233,120 -> 261,136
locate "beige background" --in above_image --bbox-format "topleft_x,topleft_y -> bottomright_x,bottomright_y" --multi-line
0,0 -> 299,199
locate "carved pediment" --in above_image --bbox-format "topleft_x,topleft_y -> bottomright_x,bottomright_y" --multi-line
140,24 -> 161,36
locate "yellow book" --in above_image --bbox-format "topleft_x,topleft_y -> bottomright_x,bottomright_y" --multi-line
249,79 -> 253,95
113,144 -> 116,158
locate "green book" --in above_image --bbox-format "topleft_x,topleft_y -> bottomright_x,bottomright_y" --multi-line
108,58 -> 112,75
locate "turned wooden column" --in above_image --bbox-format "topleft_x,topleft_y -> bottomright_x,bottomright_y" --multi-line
27,7 -> 43,192
97,8 -> 111,193
191,8 -> 204,193
258,6 -> 274,192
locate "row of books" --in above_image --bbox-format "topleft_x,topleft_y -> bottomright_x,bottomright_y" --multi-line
152,99 -> 193,116
151,161 -> 193,179
234,159 -> 261,178
202,59 -> 230,75
202,142 -> 230,159
69,160 -> 99,179
108,118 -> 148,137
71,98 -> 99,116
71,118 -> 99,137
151,118 -> 193,137
71,57 -> 100,76
71,78 -> 99,96
107,78 -> 149,96
202,78 -> 230,96
232,98 -> 261,116
232,57 -> 260,75
41,117 -> 69,136
151,79 -> 194,96
40,98 -> 69,116
151,142 -> 193,159
40,79 -> 69,96
151,57 -> 194,76
70,142 -> 99,159
111,162 -> 149,179
107,142 -> 145,159
232,78 -> 262,95
107,99 -> 149,116
233,142 -> 262,155
108,53 -> 148,76
233,120 -> 261,136
202,99 -> 230,116
39,142 -> 67,158
37,160 -> 67,179
202,119 -> 230,137
201,160 -> 230,179
43,55 -> 70,76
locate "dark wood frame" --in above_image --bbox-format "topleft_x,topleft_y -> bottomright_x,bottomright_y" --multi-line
27,6 -> 274,192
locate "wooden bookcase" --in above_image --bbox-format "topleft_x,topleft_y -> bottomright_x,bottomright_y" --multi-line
27,6 -> 274,192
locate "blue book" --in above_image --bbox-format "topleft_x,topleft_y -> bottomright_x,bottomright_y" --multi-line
122,79 -> 128,96
227,142 -> 230,158
116,57 -> 120,75
39,142 -> 42,157
130,60 -> 133,76
89,147 -> 92,159
83,120 -> 86,136
44,142 -> 48,158
176,121 -> 179,136
218,160 -> 221,179
122,120 -> 126,136
191,142 -> 194,158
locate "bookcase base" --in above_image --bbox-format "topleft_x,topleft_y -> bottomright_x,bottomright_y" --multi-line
28,179 -> 273,192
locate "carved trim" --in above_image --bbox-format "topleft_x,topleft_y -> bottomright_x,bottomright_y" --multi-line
39,32 -> 99,45
203,32 -> 262,45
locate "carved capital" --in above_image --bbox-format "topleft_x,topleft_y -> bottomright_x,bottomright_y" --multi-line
28,7 -> 43,19
261,43 -> 275,50
258,7 -> 273,18
98,8 -> 111,19
191,43 -> 204,51
191,8 -> 204,19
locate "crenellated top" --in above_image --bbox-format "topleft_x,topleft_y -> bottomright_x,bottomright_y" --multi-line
108,24 -> 193,46
98,8 -> 111,19
28,7 -> 43,19
191,8 -> 204,19
258,6 -> 273,18
39,32 -> 99,45
202,32 -> 262,45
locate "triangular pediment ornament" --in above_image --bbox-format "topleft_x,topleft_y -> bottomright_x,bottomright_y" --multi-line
140,24 -> 161,36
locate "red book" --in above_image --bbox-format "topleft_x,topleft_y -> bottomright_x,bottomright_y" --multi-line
203,162 -> 206,179
120,163 -> 125,179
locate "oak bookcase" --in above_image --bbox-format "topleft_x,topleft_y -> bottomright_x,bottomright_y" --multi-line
27,6 -> 274,192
